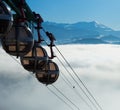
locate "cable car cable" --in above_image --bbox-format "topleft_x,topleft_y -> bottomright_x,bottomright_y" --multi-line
60,73 -> 71,88
56,56 -> 75,87
46,86 -> 75,110
51,84 -> 81,110
60,72 -> 93,110
55,45 -> 103,110
60,71 -> 74,88
54,50 -> 98,110
57,57 -> 94,110
47,50 -> 94,110
60,71 -> 93,110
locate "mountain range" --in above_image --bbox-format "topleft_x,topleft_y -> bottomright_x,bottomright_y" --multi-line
42,21 -> 120,44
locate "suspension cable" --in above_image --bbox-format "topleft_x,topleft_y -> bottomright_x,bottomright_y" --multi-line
60,71 -> 74,88
54,49 -> 99,110
46,86 -> 74,110
55,45 -> 103,110
57,56 -> 94,110
60,71 -> 93,110
56,56 -> 75,87
51,84 -> 81,110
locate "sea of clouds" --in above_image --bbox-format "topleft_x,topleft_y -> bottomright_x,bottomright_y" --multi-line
0,44 -> 120,110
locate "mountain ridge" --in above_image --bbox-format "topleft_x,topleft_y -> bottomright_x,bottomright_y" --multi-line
42,21 -> 120,44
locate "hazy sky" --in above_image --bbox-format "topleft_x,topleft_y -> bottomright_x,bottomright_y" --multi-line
26,0 -> 120,30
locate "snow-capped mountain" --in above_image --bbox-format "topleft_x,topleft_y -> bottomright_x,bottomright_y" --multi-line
42,21 -> 120,44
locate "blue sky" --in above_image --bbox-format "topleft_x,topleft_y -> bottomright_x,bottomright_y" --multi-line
26,0 -> 120,30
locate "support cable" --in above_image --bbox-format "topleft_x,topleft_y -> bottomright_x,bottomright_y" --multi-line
56,56 -> 75,87
54,48 -> 98,110
55,45 -> 103,110
46,86 -> 74,110
52,84 -> 81,110
60,71 -> 74,88
60,71 -> 93,110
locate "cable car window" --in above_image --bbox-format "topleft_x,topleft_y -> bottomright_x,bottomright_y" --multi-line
19,46 -> 26,51
37,73 -> 43,78
50,63 -> 56,70
0,20 -> 10,33
9,46 -> 16,51
36,48 -> 44,57
51,74 -> 56,78
0,6 -> 5,14
19,42 -> 28,45
23,60 -> 29,65
25,51 -> 32,57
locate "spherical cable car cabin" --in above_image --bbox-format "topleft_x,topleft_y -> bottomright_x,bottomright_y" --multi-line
36,60 -> 59,85
20,42 -> 48,72
0,1 -> 13,37
1,24 -> 34,57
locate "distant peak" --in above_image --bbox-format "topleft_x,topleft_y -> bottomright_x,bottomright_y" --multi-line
91,21 -> 100,24
43,21 -> 113,30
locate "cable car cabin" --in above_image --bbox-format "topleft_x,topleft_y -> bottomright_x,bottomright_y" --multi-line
1,25 -> 34,57
36,60 -> 59,85
0,1 -> 13,37
20,43 -> 48,72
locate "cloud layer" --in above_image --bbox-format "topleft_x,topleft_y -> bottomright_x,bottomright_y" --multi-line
0,44 -> 120,110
